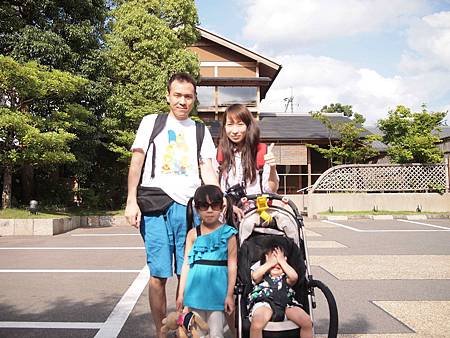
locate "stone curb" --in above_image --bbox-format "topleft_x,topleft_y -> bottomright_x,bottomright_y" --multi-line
0,215 -> 127,236
316,213 -> 450,220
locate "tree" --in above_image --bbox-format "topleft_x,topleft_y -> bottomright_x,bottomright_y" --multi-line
378,105 -> 446,164
308,104 -> 380,165
0,0 -> 111,207
104,0 -> 200,162
0,0 -> 108,73
0,56 -> 87,208
319,103 -> 354,117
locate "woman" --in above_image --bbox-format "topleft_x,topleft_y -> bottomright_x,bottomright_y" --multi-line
216,104 -> 279,336
217,104 -> 278,196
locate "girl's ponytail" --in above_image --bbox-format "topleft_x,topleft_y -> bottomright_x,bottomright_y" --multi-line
224,194 -> 235,228
186,197 -> 195,233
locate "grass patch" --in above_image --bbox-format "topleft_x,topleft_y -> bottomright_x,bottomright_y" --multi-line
0,208 -> 124,219
68,208 -> 124,216
0,208 -> 69,219
319,210 -> 450,215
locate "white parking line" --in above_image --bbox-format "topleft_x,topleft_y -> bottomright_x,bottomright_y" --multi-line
94,266 -> 149,338
322,220 -> 362,231
0,247 -> 143,250
398,219 -> 450,230
322,220 -> 450,232
71,234 -> 140,237
0,269 -> 142,273
0,321 -> 102,329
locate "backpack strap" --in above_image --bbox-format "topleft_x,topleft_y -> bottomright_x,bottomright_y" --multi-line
195,121 -> 205,180
139,114 -> 168,184
195,121 -> 205,165
256,143 -> 267,170
150,114 -> 168,179
217,143 -> 267,169
216,145 -> 224,164
256,143 -> 268,193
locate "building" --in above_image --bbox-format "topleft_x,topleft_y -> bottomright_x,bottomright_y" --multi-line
188,27 -> 281,120
189,27 -> 366,194
438,126 -> 450,159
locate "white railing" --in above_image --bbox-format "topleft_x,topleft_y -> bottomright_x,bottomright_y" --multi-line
310,163 -> 449,193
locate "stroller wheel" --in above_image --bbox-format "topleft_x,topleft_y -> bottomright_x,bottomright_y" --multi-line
308,279 -> 339,338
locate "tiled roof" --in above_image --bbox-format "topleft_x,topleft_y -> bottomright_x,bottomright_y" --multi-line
258,115 -> 348,140
205,113 -> 384,144
439,126 -> 450,140
206,114 -> 349,140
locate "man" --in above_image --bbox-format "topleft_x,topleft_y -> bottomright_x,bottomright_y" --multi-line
125,73 -> 218,337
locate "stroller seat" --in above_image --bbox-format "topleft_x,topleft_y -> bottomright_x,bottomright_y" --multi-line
238,233 -> 308,337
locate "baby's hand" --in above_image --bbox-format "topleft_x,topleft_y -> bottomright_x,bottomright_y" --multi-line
267,252 -> 278,266
274,247 -> 286,263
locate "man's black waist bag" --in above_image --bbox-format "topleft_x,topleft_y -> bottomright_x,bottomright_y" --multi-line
137,186 -> 174,215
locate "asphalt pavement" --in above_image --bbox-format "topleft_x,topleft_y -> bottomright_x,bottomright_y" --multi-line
1,218 -> 450,337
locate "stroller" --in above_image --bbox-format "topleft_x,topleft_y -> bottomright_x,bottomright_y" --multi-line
234,193 -> 338,338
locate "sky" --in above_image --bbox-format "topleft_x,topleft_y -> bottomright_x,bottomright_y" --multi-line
194,0 -> 450,125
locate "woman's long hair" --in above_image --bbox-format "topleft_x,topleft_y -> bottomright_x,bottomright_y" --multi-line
219,104 -> 260,186
186,185 -> 234,232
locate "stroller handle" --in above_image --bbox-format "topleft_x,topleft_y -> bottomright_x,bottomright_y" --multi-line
240,193 -> 302,219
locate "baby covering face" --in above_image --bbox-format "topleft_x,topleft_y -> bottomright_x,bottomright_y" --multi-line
265,247 -> 286,277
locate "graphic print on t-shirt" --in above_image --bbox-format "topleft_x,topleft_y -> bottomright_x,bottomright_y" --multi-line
161,129 -> 192,175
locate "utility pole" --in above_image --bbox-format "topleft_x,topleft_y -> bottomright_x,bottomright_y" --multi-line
284,87 -> 294,113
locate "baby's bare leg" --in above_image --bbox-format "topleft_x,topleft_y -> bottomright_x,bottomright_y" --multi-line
250,306 -> 272,338
286,307 -> 313,338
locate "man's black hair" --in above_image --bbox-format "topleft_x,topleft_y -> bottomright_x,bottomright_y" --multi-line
167,72 -> 197,94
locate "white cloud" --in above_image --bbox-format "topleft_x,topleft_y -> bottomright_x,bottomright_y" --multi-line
400,11 -> 450,72
260,54 -> 450,123
242,0 -> 428,49
234,2 -> 450,123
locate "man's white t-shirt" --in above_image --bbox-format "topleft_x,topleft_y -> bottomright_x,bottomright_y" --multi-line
131,114 -> 216,205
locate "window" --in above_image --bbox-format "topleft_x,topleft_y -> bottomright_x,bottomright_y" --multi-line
217,87 -> 257,107
197,86 -> 215,108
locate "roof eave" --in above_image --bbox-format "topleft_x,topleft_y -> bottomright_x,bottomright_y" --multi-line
198,76 -> 272,86
197,26 -> 281,71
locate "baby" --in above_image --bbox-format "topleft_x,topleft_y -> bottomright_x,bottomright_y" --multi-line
247,244 -> 313,338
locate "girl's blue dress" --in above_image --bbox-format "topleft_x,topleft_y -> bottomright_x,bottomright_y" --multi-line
184,224 -> 237,310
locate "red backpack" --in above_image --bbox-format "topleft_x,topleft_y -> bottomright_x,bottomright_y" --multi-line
217,143 -> 268,195
216,143 -> 267,170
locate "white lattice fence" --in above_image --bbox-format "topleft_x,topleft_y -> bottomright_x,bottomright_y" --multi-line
311,164 -> 449,192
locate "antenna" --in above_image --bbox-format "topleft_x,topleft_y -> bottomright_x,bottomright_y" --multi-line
283,87 -> 294,113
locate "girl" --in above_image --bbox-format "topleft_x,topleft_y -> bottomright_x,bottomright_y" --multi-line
217,104 -> 279,196
177,185 -> 238,338
248,244 -> 313,338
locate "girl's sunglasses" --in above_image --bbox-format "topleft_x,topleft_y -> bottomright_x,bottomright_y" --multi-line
196,201 -> 223,211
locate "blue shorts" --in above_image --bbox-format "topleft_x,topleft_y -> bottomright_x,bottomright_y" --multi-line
140,202 -> 192,278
